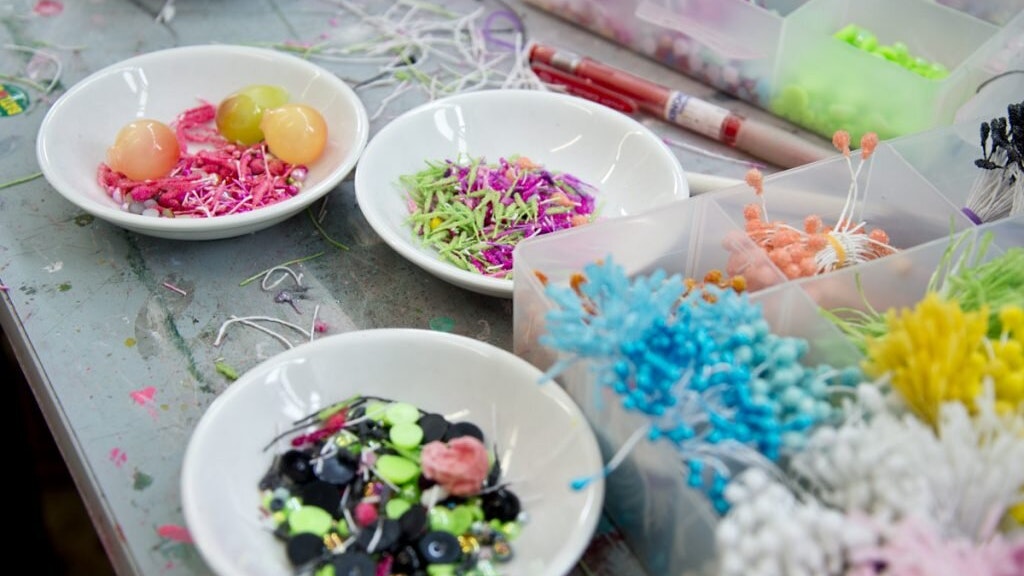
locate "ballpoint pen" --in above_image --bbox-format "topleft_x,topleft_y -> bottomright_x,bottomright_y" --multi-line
529,43 -> 835,169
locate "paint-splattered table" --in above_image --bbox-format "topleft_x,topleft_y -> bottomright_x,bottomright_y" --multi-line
0,1 -> 821,574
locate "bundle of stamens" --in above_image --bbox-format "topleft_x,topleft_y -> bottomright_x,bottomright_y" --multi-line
539,258 -> 859,513
717,390 -> 1024,576
825,230 -> 1024,352
862,295 -> 1024,424
728,131 -> 896,287
962,100 -> 1024,224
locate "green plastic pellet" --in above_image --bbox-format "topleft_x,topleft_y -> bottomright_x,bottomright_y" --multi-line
389,422 -> 424,449
376,454 -> 420,485
501,521 -> 522,540
385,402 -> 420,426
429,506 -> 456,533
834,23 -> 860,43
450,505 -> 474,536
316,564 -> 334,576
289,505 -> 334,536
399,483 -> 421,502
336,519 -> 350,537
364,400 -> 389,422
427,565 -> 457,576
386,497 -> 413,519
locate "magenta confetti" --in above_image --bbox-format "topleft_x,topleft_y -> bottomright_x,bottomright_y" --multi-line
156,524 -> 193,544
33,0 -> 63,16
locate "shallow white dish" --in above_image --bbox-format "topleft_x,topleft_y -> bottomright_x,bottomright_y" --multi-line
354,89 -> 689,298
36,44 -> 369,240
181,328 -> 605,576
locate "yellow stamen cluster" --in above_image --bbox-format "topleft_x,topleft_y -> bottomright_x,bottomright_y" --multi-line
864,294 -> 988,425
989,306 -> 1024,415
864,295 -> 1024,426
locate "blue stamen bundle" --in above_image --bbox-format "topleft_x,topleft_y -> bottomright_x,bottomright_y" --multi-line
540,257 -> 859,513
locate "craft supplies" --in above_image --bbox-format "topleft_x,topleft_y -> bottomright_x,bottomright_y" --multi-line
719,391 -> 1024,576
258,394 -> 524,575
538,258 -> 859,513
97,82 -> 332,218
824,230 -> 1024,349
526,0 -> 1024,143
285,0 -> 545,122
528,43 -> 834,169
832,24 -> 949,79
98,100 -> 316,218
402,155 -> 598,279
963,100 -> 1024,224
106,119 -> 181,181
259,104 -> 329,166
215,84 -> 290,146
728,130 -> 895,286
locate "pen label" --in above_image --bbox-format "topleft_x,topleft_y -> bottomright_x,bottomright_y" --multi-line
665,92 -> 729,140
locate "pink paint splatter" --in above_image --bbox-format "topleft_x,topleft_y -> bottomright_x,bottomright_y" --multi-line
130,386 -> 159,419
33,0 -> 64,16
109,447 -> 127,468
157,524 -> 193,544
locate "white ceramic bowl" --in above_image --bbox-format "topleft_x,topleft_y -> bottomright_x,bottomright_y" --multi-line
181,329 -> 604,576
354,89 -> 689,298
36,45 -> 369,240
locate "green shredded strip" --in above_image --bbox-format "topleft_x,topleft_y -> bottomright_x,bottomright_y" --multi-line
215,360 -> 240,381
0,171 -> 43,191
308,207 -> 350,251
401,155 -> 598,279
823,229 -> 1024,349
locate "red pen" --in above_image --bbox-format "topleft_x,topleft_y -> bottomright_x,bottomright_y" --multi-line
529,43 -> 834,169
529,62 -> 638,115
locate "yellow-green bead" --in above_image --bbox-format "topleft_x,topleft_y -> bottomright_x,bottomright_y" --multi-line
386,497 -> 413,519
289,505 -> 334,536
501,521 -> 522,541
385,402 -> 420,426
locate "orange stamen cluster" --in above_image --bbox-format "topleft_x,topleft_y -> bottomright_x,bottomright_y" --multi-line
725,131 -> 895,286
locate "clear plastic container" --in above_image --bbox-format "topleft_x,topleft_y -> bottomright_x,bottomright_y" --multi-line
769,0 -> 1000,143
523,0 -> 809,107
708,140 -> 974,267
888,94 -> 1022,225
525,0 -> 1023,141
512,197 -> 861,575
937,0 -> 1024,25
513,195 -> 785,373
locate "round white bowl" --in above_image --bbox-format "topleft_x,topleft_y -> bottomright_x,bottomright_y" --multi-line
354,89 -> 689,298
181,328 -> 605,576
36,45 -> 369,240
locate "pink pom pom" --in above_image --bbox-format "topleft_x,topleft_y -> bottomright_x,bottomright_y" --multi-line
420,436 -> 490,496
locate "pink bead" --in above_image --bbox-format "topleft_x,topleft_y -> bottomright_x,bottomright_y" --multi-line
354,502 -> 378,527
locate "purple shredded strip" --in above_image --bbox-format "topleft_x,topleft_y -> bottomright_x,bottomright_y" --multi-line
482,9 -> 524,51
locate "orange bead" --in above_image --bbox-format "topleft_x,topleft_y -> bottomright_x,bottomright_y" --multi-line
106,119 -> 180,181
260,103 -> 328,166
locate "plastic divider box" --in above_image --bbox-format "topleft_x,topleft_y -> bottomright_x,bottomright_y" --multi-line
512,196 -> 861,575
524,0 -> 809,107
524,0 -> 1024,141
511,106 -> 1023,574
